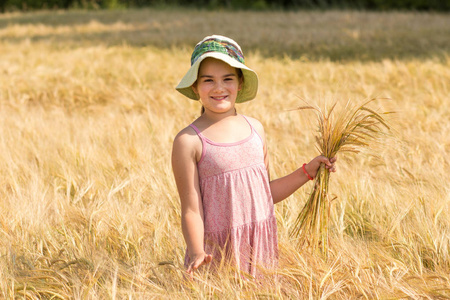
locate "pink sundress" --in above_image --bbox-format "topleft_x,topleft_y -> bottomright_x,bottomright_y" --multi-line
185,115 -> 279,276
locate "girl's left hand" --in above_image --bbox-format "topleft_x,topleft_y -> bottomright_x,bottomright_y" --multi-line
306,156 -> 337,178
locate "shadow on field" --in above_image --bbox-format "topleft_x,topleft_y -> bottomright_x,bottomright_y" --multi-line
1,9 -> 449,61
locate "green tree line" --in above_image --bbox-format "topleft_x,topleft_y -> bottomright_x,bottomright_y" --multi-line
1,0 -> 450,12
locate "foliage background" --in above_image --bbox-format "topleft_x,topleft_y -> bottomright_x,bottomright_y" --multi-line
1,0 -> 450,11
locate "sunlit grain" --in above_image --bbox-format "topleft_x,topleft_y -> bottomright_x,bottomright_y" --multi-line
0,8 -> 449,299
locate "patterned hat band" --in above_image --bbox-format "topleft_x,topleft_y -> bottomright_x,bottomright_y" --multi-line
190,38 -> 245,66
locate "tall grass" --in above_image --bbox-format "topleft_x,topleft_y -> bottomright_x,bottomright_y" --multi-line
0,8 -> 449,299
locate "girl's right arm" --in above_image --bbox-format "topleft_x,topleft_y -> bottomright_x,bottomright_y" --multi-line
171,128 -> 212,275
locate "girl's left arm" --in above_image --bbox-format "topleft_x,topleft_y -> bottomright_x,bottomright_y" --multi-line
250,117 -> 336,204
269,155 -> 336,204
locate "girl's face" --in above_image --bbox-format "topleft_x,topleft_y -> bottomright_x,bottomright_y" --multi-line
192,58 -> 242,115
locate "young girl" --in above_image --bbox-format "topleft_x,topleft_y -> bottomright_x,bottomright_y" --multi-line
172,35 -> 336,277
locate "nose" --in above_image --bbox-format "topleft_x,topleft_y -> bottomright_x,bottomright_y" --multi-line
212,81 -> 225,92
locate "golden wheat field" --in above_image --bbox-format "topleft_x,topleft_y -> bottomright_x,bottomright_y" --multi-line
0,8 -> 449,299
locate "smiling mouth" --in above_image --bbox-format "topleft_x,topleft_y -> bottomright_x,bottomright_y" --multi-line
211,95 -> 228,101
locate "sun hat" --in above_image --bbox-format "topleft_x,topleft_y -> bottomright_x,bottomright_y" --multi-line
176,35 -> 258,103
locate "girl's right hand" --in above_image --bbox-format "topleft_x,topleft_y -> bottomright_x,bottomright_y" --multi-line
187,252 -> 213,277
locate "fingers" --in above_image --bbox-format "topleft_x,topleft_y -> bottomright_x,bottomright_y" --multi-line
307,156 -> 337,175
186,253 -> 213,277
188,258 -> 202,273
318,155 -> 332,167
327,165 -> 337,172
327,157 -> 337,172
205,254 -> 212,264
321,155 -> 337,172
186,263 -> 194,275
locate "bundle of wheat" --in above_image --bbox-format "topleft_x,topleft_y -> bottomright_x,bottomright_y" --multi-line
290,98 -> 391,256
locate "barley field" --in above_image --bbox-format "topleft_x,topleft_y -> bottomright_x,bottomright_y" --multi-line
0,8 -> 449,299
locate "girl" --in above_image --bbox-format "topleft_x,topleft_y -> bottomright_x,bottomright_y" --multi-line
172,35 -> 336,277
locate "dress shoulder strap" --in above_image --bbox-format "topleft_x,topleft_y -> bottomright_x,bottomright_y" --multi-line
189,123 -> 201,134
189,123 -> 206,164
241,115 -> 264,143
189,123 -> 206,143
241,115 -> 253,131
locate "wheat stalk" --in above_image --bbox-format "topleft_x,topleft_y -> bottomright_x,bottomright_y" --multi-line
290,98 -> 392,256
